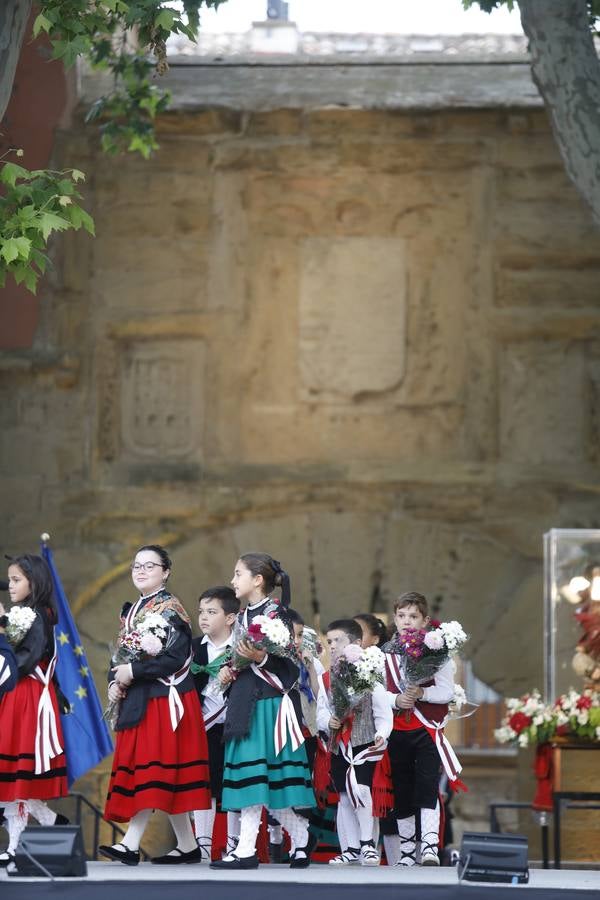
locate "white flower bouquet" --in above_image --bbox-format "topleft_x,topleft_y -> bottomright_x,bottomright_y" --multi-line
104,609 -> 173,727
328,643 -> 386,748
5,606 -> 36,647
230,612 -> 295,673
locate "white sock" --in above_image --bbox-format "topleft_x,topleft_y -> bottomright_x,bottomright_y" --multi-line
420,803 -> 440,856
121,809 -> 152,851
276,808 -> 309,855
383,834 -> 402,866
193,800 -> 216,857
397,815 -> 416,866
25,799 -> 57,826
372,817 -> 380,846
5,802 -> 29,855
338,793 -> 360,852
268,823 -> 283,844
168,812 -> 197,854
354,785 -> 376,844
234,805 -> 262,859
226,811 -> 241,853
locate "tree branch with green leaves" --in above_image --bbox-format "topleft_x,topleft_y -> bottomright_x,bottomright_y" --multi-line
0,0 -> 225,293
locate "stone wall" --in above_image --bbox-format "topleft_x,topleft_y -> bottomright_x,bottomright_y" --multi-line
2,104 -> 600,801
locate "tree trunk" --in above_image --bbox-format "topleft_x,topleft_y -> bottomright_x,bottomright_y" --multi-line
519,0 -> 600,224
0,0 -> 32,125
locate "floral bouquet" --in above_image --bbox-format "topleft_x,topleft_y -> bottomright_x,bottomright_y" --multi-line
495,688 -> 600,748
5,606 -> 36,647
384,620 -> 468,687
230,613 -> 295,673
300,626 -> 323,667
104,610 -> 173,727
328,644 -> 386,749
383,620 -> 468,721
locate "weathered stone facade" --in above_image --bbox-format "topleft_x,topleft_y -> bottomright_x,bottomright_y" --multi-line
2,63 -> 600,822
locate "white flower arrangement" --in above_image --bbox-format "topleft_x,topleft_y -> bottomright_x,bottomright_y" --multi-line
439,620 -> 468,653
137,612 -> 168,638
495,687 -> 600,747
6,606 -> 36,647
252,614 -> 291,649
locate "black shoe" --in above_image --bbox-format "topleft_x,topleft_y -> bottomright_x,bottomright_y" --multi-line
55,814 -> 70,825
151,847 -> 203,865
289,846 -> 311,869
210,853 -> 259,870
99,843 -> 140,866
269,841 -> 284,863
0,852 -> 14,869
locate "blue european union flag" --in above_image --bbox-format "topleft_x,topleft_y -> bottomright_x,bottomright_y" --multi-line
41,542 -> 113,786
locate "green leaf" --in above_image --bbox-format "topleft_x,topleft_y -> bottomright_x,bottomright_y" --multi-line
127,133 -> 152,158
155,9 -> 177,31
1,162 -> 30,187
39,212 -> 70,240
13,236 -> 32,259
71,169 -> 86,183
12,265 -> 29,286
1,238 -> 20,264
24,268 -> 38,293
30,249 -> 49,274
33,13 -> 52,37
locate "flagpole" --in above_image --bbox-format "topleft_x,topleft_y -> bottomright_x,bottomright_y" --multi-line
41,532 -> 50,548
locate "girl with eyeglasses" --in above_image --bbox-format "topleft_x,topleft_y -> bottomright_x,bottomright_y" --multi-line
100,545 -> 211,866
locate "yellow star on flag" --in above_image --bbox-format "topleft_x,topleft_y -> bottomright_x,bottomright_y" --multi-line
74,645 -> 85,657
75,685 -> 88,700
58,632 -> 70,645
79,665 -> 89,678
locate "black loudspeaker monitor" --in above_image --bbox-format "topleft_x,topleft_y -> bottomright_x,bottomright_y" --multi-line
459,831 -> 529,884
9,825 -> 87,877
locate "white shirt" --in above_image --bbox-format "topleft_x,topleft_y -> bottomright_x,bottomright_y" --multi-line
201,634 -> 234,726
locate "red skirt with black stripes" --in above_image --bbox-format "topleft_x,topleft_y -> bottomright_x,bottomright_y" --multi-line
104,688 -> 211,822
0,676 -> 68,801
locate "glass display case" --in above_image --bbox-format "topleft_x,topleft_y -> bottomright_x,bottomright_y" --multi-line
544,528 -> 600,701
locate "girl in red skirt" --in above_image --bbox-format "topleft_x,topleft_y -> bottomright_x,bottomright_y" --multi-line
100,545 -> 211,866
0,554 -> 69,866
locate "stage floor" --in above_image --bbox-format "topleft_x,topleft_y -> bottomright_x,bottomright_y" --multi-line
2,862 -> 600,900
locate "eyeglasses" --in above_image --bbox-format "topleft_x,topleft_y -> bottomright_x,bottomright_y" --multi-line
131,562 -> 163,572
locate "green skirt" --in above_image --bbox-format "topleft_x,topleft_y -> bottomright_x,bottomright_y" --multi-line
221,697 -> 315,811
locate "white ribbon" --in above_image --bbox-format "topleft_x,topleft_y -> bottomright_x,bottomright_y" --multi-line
0,655 -> 12,688
251,663 -> 305,756
412,707 -> 462,783
339,740 -> 387,809
203,701 -> 228,731
28,648 -> 63,775
159,653 -> 192,732
385,653 -> 404,692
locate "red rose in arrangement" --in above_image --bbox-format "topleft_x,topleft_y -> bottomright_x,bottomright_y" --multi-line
576,694 -> 592,710
556,724 -> 570,736
247,622 -> 266,641
508,711 -> 532,734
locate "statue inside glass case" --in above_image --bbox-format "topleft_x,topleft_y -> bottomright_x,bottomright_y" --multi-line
560,562 -> 600,687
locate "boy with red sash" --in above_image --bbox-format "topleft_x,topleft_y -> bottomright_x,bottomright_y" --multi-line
317,619 -> 392,867
385,592 -> 458,867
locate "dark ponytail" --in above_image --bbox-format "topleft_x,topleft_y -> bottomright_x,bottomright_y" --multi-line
239,552 -> 291,607
354,613 -> 388,647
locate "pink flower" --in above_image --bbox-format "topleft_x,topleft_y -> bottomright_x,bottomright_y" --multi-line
424,629 -> 444,650
343,643 -> 363,664
140,633 -> 163,656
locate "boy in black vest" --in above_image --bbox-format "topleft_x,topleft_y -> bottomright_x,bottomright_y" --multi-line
191,586 -> 240,861
384,592 -> 455,867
